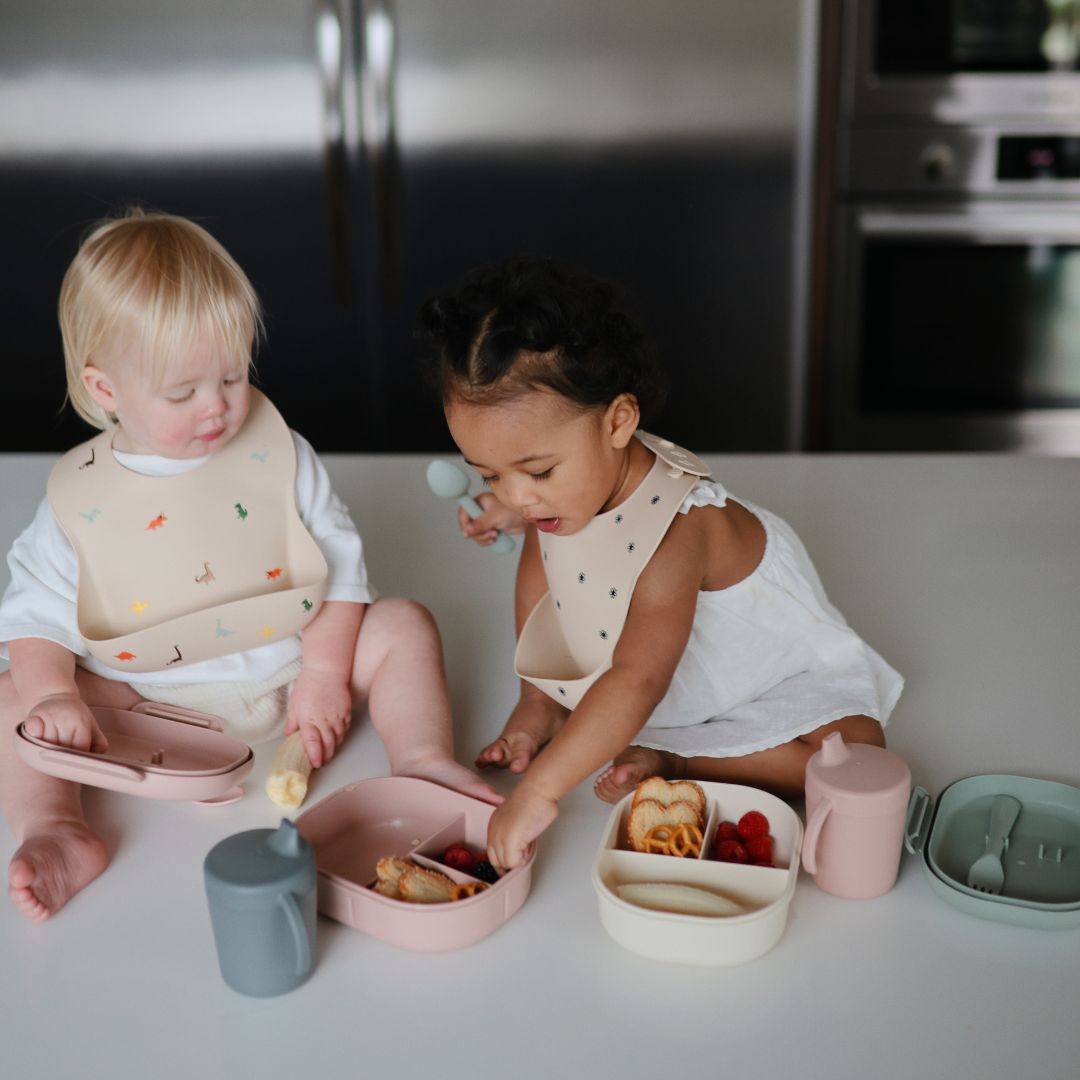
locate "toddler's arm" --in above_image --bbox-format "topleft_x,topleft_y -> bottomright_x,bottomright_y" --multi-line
486,517 -> 704,870
7,638 -> 107,752
286,600 -> 364,767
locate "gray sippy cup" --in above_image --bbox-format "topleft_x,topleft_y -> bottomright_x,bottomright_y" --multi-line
203,819 -> 317,996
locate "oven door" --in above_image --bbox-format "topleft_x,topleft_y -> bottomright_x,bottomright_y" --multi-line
827,203 -> 1080,452
846,0 -> 1080,122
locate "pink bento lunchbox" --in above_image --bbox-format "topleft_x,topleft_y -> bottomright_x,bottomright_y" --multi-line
295,776 -> 534,953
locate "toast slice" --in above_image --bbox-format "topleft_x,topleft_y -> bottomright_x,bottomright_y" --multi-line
627,798 -> 702,853
373,856 -> 458,903
373,856 -> 413,898
631,776 -> 706,825
398,864 -> 457,903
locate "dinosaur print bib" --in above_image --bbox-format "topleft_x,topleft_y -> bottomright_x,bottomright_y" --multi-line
47,389 -> 328,673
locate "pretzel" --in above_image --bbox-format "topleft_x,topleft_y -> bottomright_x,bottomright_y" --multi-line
642,825 -> 677,854
642,822 -> 703,858
669,822 -> 703,858
451,882 -> 489,901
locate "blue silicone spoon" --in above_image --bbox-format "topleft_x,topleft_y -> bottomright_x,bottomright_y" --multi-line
426,460 -> 516,554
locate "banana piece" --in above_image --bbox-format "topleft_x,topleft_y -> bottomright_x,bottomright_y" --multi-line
615,882 -> 745,917
265,732 -> 314,810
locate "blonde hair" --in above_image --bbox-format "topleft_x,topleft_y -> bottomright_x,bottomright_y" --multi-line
58,208 -> 264,429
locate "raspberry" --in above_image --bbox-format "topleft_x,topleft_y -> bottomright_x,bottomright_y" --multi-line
714,838 -> 749,863
746,834 -> 774,863
442,843 -> 477,872
737,810 -> 770,840
715,820 -> 740,841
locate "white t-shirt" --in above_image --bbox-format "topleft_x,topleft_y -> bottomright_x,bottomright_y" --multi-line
0,431 -> 375,687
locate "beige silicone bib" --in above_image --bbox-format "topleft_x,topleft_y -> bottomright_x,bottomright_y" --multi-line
514,433 -> 710,709
47,389 -> 328,674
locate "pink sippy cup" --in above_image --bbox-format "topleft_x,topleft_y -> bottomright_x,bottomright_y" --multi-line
802,732 -> 912,899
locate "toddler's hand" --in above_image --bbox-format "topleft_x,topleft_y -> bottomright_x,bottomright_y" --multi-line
285,668 -> 354,768
458,493 -> 526,548
23,693 -> 108,753
485,784 -> 558,873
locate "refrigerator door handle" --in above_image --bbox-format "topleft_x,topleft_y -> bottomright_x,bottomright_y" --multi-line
315,0 -> 353,304
361,0 -> 402,303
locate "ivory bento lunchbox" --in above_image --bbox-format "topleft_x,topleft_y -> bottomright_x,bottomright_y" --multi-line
904,773 -> 1080,929
592,781 -> 803,966
15,701 -> 253,803
295,776 -> 534,952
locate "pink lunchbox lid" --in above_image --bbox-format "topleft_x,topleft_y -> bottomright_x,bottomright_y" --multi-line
14,701 -> 254,803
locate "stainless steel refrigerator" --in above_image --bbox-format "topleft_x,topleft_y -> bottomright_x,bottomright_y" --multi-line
1,0 -> 809,452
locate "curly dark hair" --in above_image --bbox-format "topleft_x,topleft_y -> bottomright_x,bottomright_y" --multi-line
417,256 -> 667,423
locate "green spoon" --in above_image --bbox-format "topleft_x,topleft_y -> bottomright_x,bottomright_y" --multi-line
426,460 -> 515,554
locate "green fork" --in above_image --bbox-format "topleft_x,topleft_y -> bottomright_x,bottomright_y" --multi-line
966,794 -> 1021,895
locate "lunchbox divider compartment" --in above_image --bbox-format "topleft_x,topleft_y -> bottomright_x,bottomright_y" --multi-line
409,815 -> 469,860
614,798 -> 710,856
698,800 -> 720,861
408,854 -> 486,886
597,849 -> 789,912
707,786 -> 795,870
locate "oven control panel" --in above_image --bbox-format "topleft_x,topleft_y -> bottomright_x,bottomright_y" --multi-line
843,128 -> 1080,196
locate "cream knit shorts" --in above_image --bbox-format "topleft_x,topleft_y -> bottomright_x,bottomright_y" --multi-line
130,657 -> 303,744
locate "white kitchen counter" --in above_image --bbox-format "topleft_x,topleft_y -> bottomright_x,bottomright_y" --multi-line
2,452 -> 1079,1080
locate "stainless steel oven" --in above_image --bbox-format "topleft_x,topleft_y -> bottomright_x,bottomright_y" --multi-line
831,198 -> 1080,451
820,1 -> 1080,452
848,0 -> 1080,121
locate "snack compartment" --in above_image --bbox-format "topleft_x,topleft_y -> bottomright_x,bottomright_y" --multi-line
612,804 -> 708,860
596,849 -> 790,915
297,783 -> 460,891
412,818 -> 495,883
700,789 -> 797,871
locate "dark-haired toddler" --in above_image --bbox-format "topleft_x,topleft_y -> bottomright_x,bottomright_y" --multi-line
419,257 -> 903,872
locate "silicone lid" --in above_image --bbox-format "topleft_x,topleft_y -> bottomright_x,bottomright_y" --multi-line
805,732 -> 911,817
905,774 -> 1080,927
15,702 -> 254,802
204,820 -> 315,912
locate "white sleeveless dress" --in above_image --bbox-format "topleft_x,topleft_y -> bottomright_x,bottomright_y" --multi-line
635,478 -> 903,758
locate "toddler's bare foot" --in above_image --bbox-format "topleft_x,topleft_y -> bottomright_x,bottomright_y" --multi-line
8,821 -> 109,922
475,708 -> 567,774
593,745 -> 686,804
397,755 -> 504,806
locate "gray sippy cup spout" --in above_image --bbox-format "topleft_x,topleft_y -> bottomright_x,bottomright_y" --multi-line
426,460 -> 515,554
268,818 -> 304,857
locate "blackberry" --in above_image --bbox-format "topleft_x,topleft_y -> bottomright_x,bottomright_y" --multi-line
471,859 -> 499,884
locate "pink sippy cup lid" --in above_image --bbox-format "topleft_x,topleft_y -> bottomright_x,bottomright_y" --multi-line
805,732 -> 911,817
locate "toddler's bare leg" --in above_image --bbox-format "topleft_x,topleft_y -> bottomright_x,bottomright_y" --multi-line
351,598 -> 501,804
2,670 -> 142,920
594,715 -> 885,803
